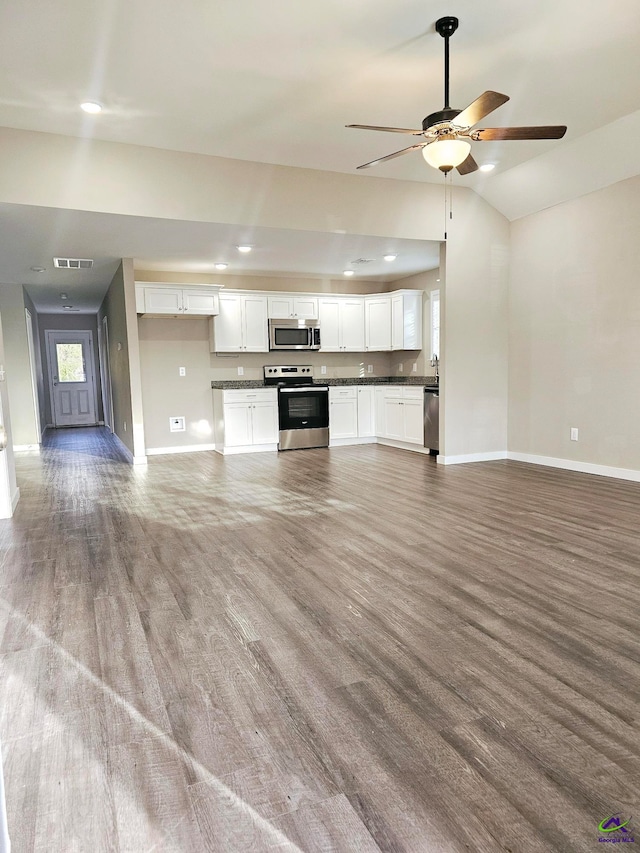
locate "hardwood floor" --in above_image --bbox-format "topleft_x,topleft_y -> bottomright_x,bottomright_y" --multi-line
1,427 -> 639,851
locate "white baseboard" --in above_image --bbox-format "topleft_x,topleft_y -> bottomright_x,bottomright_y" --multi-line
11,487 -> 20,511
377,438 -> 431,455
438,450 -> 508,465
108,431 -> 147,464
147,443 -> 216,456
13,444 -> 40,452
507,451 -> 640,483
330,436 -> 377,447
215,443 -> 278,456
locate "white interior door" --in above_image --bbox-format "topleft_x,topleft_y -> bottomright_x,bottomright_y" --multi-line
46,330 -> 98,427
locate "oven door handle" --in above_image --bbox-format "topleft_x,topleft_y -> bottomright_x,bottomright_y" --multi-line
279,387 -> 325,393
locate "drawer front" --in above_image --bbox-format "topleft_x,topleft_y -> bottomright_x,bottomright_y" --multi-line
223,388 -> 276,403
384,385 -> 404,399
402,386 -> 424,399
329,386 -> 357,400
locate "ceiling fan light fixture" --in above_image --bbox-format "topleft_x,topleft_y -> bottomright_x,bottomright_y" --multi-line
422,138 -> 471,173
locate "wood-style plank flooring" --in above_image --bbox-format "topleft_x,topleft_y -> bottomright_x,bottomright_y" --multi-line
1,427 -> 639,852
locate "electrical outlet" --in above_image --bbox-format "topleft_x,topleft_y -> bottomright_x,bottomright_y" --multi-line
179,366 -> 186,377
321,365 -> 327,375
398,363 -> 403,373
170,416 -> 186,432
367,364 -> 373,373
237,366 -> 244,376
412,362 -> 418,373
570,427 -> 579,441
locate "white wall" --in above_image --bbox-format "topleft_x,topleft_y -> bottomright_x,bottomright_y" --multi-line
0,285 -> 39,447
440,194 -> 510,461
509,174 -> 640,474
0,128 -> 510,461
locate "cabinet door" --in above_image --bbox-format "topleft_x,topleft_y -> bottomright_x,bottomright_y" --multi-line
341,299 -> 365,351
318,298 -> 341,351
144,287 -> 183,314
357,386 -> 375,437
223,403 -> 252,446
242,295 -> 269,352
375,389 -> 386,437
292,297 -> 318,319
213,294 -> 243,352
391,294 -> 404,350
384,399 -> 404,440
182,289 -> 219,315
250,401 -> 278,444
330,398 -> 359,439
267,296 -> 293,318
365,297 -> 391,351
403,398 -> 424,444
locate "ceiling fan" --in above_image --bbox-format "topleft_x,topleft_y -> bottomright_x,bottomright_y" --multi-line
347,16 -> 567,175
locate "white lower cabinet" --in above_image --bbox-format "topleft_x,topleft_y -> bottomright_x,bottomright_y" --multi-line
357,386 -> 375,437
377,386 -> 425,446
213,388 -> 278,453
329,387 -> 358,439
329,385 -> 377,444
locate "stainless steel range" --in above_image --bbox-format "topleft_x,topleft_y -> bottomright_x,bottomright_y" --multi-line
263,365 -> 329,450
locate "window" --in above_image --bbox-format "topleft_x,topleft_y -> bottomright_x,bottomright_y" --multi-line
56,343 -> 86,383
430,290 -> 440,361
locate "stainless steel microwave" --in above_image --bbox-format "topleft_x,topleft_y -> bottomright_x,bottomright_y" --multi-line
268,319 -> 321,351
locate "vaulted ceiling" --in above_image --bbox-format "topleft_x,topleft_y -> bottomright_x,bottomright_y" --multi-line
1,0 -> 639,308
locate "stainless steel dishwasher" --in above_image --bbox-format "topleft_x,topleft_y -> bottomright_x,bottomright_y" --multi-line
423,386 -> 439,455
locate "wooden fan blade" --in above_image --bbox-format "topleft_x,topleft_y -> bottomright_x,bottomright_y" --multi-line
456,153 -> 478,175
356,143 -> 427,170
474,126 -> 567,140
347,124 -> 424,135
452,91 -> 509,130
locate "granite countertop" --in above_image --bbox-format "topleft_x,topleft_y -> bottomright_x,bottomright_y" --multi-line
211,376 -> 439,389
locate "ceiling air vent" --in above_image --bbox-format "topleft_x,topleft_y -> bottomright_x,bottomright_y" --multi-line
53,257 -> 94,270
350,258 -> 375,265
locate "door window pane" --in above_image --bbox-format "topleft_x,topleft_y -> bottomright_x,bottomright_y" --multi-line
56,343 -> 86,382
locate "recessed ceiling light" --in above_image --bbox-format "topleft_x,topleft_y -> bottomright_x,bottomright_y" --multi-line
479,163 -> 495,172
30,266 -> 45,273
236,245 -> 252,253
214,263 -> 228,270
60,293 -> 68,300
81,101 -> 102,114
383,254 -> 397,262
343,270 -> 355,277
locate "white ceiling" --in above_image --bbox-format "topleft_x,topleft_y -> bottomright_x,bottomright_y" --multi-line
1,0 -> 640,309
0,205 -> 439,313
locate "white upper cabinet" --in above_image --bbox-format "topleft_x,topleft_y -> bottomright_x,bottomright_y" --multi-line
211,293 -> 268,352
267,295 -> 318,319
391,290 -> 423,350
136,282 -> 221,316
318,297 -> 364,352
365,296 -> 392,351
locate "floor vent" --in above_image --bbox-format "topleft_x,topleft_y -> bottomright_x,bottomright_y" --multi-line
53,257 -> 94,269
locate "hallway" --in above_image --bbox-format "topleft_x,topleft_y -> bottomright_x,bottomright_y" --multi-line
0,429 -> 639,851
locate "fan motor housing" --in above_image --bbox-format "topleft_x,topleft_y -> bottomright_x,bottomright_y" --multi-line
423,108 -> 461,132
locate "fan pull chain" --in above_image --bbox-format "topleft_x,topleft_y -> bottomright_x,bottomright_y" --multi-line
443,171 -> 454,240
